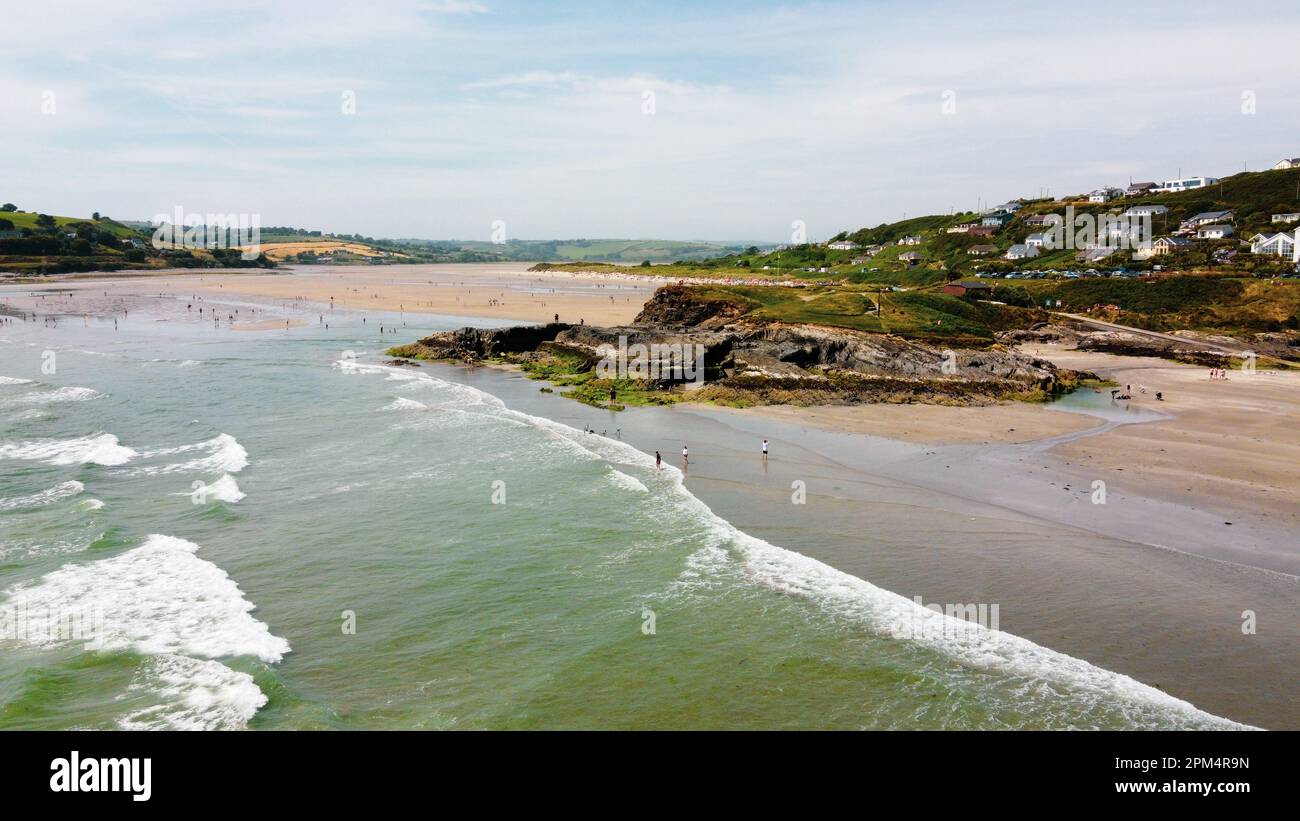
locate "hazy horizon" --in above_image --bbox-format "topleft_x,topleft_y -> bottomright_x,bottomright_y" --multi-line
6,0 -> 1300,243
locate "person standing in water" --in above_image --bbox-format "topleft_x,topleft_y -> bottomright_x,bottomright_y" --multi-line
762,439 -> 769,458
682,444 -> 688,465
655,451 -> 662,470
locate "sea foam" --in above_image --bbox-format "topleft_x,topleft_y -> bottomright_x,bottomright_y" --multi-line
1,534 -> 290,663
0,480 -> 85,512
0,433 -> 137,466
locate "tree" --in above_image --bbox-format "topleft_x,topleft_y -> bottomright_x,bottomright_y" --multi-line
640,259 -> 651,267
92,212 -> 101,220
0,203 -> 16,212
36,213 -> 57,229
0,218 -> 13,231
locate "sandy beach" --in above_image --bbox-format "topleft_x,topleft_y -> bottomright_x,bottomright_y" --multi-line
6,263 -> 659,328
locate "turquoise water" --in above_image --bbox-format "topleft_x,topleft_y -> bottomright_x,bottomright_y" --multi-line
0,296 -> 1244,729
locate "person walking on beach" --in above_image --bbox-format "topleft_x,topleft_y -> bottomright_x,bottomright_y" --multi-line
655,451 -> 662,469
682,444 -> 688,465
762,439 -> 769,459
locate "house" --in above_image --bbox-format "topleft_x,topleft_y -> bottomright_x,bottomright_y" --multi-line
1087,188 -> 1121,203
850,255 -> 873,265
981,213 -> 1012,227
1196,224 -> 1234,239
1154,176 -> 1218,193
1006,243 -> 1040,260
827,240 -> 858,251
985,201 -> 1021,214
898,251 -> 922,264
0,229 -> 23,240
1272,158 -> 1300,170
943,280 -> 992,296
1182,210 -> 1234,230
898,235 -> 923,245
1152,237 -> 1194,255
1271,213 -> 1300,223
966,244 -> 997,255
1024,232 -> 1049,247
946,223 -> 975,233
967,225 -> 997,237
1249,231 -> 1297,257
1123,204 -> 1168,217
1022,214 -> 1052,227
1076,247 -> 1117,263
1126,182 -> 1156,197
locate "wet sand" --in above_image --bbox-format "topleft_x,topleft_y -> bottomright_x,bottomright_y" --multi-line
466,366 -> 1300,729
3,263 -> 658,328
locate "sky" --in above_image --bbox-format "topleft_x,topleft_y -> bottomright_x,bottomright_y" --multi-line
4,0 -> 1300,243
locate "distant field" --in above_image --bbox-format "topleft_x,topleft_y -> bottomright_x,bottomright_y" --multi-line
258,240 -> 398,261
1,210 -> 136,238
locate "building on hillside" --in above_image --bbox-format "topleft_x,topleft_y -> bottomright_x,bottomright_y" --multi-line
1123,204 -> 1168,217
898,235 -> 922,245
966,244 -> 997,255
1249,231 -> 1297,257
1076,247 -> 1118,263
946,223 -> 975,233
1196,224 -> 1234,239
1126,182 -> 1156,197
827,240 -> 858,251
0,230 -> 23,240
898,251 -> 922,265
1024,232 -> 1049,247
943,280 -> 992,296
1021,214 -> 1052,227
1271,213 -> 1300,223
1272,158 -> 1300,170
1006,243 -> 1040,260
1152,237 -> 1194,256
981,213 -> 1012,227
967,225 -> 997,237
1088,188 -> 1121,203
1154,176 -> 1218,193
1181,210 -> 1234,230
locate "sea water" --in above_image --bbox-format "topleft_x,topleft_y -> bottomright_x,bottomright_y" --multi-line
0,296 -> 1244,730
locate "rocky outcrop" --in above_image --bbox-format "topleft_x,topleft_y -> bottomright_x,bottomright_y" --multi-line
1074,330 -> 1228,366
391,323 -> 572,361
632,284 -> 749,328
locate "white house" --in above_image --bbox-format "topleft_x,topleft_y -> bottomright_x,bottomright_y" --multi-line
898,235 -> 922,245
1123,205 -> 1168,217
1024,232 -> 1049,247
1272,158 -> 1300,170
946,223 -> 975,233
898,251 -> 922,264
1154,176 -> 1218,193
1196,224 -> 1234,239
1182,210 -> 1234,230
827,240 -> 858,251
1271,213 -> 1300,223
1005,243 -> 1039,260
1087,188 -> 1120,203
1249,231 -> 1297,257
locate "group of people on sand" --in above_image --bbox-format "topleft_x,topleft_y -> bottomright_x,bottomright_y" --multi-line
652,439 -> 769,470
1209,368 -> 1231,380
1110,383 -> 1163,401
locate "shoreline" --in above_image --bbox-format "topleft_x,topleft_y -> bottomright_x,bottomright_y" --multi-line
426,358 -> 1300,729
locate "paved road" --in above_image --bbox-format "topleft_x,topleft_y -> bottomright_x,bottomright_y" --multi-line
1054,312 -> 1249,355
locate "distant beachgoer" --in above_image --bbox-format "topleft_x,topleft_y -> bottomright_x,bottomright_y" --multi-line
554,313 -> 559,323
1156,392 -> 1163,400
655,451 -> 662,469
762,439 -> 769,456
609,386 -> 616,403
682,445 -> 688,463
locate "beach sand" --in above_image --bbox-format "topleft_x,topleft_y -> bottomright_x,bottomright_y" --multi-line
22,263 -> 659,328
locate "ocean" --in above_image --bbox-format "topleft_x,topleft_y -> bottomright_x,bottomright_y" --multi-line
0,290 -> 1250,729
